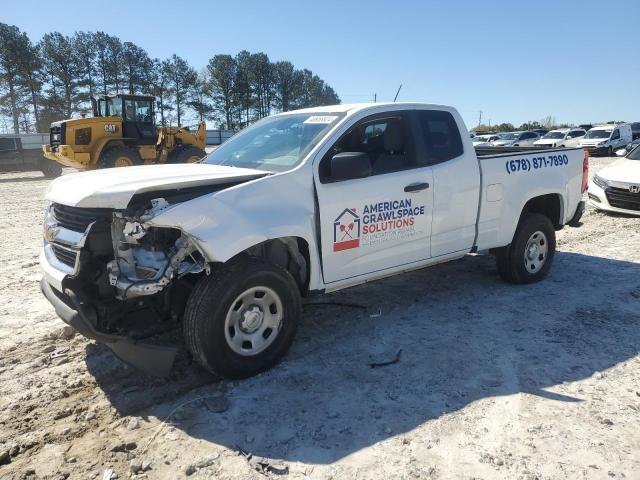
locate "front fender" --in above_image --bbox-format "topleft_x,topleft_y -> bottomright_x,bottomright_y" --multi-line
146,170 -> 324,289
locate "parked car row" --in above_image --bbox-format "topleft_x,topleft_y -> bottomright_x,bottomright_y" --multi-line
472,123 -> 637,156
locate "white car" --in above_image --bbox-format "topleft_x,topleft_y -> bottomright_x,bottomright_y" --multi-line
534,129 -> 586,148
473,134 -> 501,147
580,124 -> 633,156
589,145 -> 640,215
491,131 -> 541,147
40,102 -> 588,378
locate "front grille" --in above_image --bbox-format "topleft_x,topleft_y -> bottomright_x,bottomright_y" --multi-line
50,123 -> 66,149
51,244 -> 77,268
52,203 -> 113,233
605,187 -> 640,211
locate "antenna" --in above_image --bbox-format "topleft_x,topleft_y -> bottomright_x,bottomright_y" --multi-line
393,84 -> 403,102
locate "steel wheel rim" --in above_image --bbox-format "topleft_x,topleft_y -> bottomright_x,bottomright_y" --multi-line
224,286 -> 284,356
114,157 -> 133,167
524,230 -> 548,273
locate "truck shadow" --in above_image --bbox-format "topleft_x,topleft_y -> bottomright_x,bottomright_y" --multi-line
85,250 -> 640,464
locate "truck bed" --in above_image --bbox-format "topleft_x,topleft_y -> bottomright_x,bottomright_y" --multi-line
473,146 -> 586,252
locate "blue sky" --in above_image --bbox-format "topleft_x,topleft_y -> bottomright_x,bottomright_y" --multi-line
5,0 -> 639,127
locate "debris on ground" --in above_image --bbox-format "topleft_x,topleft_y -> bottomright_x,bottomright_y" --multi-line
127,417 -> 140,430
236,446 -> 289,475
369,349 -> 402,368
49,347 -> 69,359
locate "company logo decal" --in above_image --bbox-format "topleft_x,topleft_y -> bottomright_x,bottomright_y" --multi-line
333,199 -> 426,252
333,208 -> 361,251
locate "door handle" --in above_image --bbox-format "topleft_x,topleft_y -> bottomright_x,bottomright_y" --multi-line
404,182 -> 430,192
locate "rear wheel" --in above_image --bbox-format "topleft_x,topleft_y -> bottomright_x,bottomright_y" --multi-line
495,213 -> 556,284
40,160 -> 62,178
170,145 -> 206,164
183,257 -> 301,379
99,147 -> 142,168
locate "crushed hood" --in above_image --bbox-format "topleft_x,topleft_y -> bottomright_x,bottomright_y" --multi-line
46,163 -> 269,208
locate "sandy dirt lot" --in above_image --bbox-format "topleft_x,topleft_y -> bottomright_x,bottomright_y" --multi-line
0,157 -> 639,480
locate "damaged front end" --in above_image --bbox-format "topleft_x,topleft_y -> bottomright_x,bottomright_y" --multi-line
108,199 -> 208,300
41,197 -> 210,376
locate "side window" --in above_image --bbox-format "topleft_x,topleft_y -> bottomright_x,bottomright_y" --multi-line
569,130 -> 584,138
611,129 -> 620,140
415,110 -> 463,164
124,99 -> 153,123
320,114 -> 415,181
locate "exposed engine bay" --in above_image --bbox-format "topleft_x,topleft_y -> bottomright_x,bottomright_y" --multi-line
107,198 -> 208,300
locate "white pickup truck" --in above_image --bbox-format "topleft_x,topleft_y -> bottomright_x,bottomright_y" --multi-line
40,103 -> 588,378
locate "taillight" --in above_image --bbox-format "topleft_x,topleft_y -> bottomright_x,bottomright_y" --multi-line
581,149 -> 589,193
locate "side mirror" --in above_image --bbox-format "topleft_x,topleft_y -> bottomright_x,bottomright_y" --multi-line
616,148 -> 627,157
330,152 -> 372,181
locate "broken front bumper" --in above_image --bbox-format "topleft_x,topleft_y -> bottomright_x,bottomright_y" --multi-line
40,277 -> 177,377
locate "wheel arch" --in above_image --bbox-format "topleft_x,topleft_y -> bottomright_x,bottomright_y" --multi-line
228,236 -> 311,294
520,193 -> 565,230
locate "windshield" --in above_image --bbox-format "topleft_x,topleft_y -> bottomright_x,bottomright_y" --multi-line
497,133 -> 518,140
204,113 -> 344,173
627,143 -> 640,160
584,129 -> 611,139
106,98 -> 122,117
543,131 -> 565,139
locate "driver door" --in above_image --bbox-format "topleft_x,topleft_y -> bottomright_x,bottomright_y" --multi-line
122,98 -> 156,145
314,112 -> 434,285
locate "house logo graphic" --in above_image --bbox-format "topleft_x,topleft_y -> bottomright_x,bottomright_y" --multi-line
333,208 -> 361,252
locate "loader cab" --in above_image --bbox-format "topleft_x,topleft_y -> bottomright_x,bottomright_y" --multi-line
97,94 -> 157,145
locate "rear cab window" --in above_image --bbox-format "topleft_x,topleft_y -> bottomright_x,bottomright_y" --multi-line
415,110 -> 463,165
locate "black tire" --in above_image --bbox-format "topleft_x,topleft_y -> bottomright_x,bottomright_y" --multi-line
170,145 -> 206,164
607,146 -> 613,157
99,146 -> 142,168
40,160 -> 62,178
183,257 -> 301,379
495,213 -> 556,284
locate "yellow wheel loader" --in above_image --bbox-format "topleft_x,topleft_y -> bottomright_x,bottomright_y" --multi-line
42,94 -> 207,170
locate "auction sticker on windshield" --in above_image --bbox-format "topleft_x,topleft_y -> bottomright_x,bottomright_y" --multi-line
304,115 -> 338,124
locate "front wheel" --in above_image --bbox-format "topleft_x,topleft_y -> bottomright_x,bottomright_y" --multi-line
170,145 -> 206,164
495,213 -> 556,284
183,257 -> 301,379
99,147 -> 142,168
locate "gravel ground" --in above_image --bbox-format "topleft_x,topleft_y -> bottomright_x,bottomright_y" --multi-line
0,157 -> 639,480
